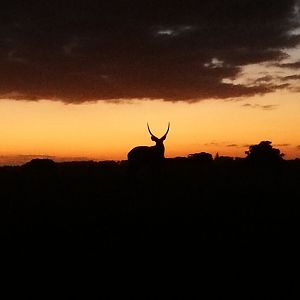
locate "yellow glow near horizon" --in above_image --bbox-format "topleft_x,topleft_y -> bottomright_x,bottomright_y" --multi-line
1,90 -> 300,164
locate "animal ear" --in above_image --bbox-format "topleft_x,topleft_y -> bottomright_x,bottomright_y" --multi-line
160,136 -> 166,141
151,136 -> 157,141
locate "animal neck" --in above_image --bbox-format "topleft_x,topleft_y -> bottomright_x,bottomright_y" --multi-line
154,141 -> 165,154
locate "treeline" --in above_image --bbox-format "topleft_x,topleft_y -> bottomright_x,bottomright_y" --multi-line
0,140 -> 299,278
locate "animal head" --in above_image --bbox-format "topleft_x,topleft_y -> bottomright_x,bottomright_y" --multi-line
147,122 -> 170,144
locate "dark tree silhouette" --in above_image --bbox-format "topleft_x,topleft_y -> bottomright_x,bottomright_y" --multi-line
22,158 -> 56,170
245,141 -> 284,164
214,155 -> 234,163
188,152 -> 213,162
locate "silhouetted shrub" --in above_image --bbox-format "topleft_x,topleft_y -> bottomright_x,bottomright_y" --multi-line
22,158 -> 56,170
245,141 -> 284,164
188,152 -> 213,162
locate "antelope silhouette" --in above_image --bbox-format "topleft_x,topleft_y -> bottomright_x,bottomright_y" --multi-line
128,123 -> 170,165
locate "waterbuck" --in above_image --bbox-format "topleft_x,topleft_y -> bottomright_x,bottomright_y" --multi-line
127,123 -> 170,166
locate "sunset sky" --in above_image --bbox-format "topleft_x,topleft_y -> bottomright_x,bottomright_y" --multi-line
1,0 -> 300,165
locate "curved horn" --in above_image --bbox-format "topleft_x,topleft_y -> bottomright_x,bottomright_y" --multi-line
147,123 -> 157,138
161,122 -> 170,139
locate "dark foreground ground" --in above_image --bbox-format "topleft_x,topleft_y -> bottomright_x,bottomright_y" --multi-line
1,158 -> 299,296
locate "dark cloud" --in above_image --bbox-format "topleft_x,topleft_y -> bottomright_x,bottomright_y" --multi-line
205,142 -> 241,148
241,103 -> 278,110
276,61 -> 300,69
274,143 -> 290,147
254,75 -> 276,83
0,0 -> 300,103
204,142 -> 220,146
281,74 -> 300,80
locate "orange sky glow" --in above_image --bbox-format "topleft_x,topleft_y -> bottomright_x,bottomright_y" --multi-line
1,90 -> 300,165
1,1 -> 300,165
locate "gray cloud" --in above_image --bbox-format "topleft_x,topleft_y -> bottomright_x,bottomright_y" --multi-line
281,74 -> 300,80
0,0 -> 300,103
241,103 -> 278,110
276,61 -> 300,69
254,75 -> 276,83
204,142 -> 220,146
274,143 -> 291,147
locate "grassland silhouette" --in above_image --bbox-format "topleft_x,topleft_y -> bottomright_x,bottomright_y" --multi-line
0,139 -> 296,296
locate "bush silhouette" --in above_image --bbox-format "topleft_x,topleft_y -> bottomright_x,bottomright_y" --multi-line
188,152 -> 213,162
245,141 -> 284,164
22,158 -> 56,170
